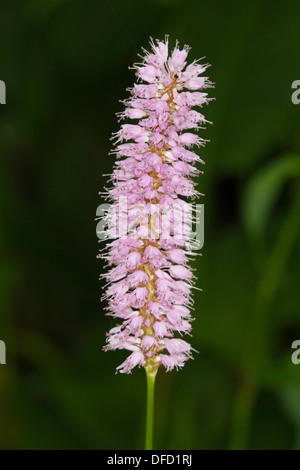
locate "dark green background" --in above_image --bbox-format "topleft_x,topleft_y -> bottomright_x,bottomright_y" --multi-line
1,0 -> 300,450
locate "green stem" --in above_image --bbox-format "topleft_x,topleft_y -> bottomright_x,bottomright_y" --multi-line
145,366 -> 157,450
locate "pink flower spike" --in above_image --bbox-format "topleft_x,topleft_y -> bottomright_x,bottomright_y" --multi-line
100,37 -> 213,374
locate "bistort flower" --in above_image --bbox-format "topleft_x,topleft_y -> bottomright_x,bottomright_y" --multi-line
99,37 -> 213,374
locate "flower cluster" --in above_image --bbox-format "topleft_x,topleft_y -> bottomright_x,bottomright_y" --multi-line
99,38 -> 213,373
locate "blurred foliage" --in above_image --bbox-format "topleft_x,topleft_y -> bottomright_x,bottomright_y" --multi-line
0,0 -> 300,450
